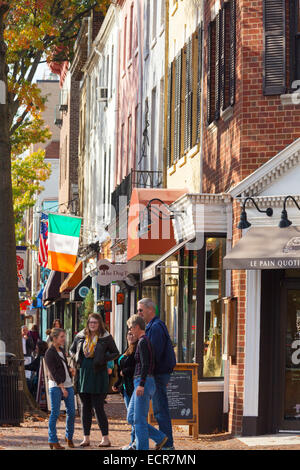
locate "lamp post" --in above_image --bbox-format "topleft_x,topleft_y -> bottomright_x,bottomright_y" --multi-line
278,196 -> 300,228
237,197 -> 273,229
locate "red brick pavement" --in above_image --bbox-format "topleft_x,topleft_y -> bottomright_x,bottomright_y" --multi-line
0,394 -> 299,451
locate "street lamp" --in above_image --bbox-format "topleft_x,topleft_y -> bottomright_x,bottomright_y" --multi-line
279,196 -> 300,228
237,197 -> 273,229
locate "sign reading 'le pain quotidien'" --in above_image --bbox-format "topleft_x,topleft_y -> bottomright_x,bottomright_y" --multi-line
97,259 -> 129,286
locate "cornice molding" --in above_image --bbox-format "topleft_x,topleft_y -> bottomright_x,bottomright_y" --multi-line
228,138 -> 300,198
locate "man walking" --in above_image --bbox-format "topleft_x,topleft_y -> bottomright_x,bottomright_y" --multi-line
126,315 -> 168,451
137,298 -> 176,450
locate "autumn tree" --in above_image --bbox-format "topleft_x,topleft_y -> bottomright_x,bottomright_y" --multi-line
0,0 -> 108,411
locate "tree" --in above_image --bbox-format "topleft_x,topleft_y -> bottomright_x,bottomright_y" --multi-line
13,149 -> 52,241
79,288 -> 95,331
0,0 -> 108,411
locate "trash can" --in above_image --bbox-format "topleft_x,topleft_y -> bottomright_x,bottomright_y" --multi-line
0,353 -> 24,425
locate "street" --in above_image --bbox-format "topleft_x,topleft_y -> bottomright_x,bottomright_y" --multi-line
1,394 -> 300,452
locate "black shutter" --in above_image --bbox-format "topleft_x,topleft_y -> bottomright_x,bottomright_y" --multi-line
207,22 -> 213,124
289,0 -> 296,88
184,37 -> 193,153
196,25 -> 202,143
167,65 -> 173,167
263,0 -> 286,95
220,6 -> 226,111
229,0 -> 236,106
214,12 -> 221,120
174,51 -> 182,162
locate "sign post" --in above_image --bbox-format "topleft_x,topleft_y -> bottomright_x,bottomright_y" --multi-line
149,363 -> 199,439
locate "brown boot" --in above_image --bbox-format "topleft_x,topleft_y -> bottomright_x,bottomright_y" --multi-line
65,438 -> 75,448
49,442 -> 65,450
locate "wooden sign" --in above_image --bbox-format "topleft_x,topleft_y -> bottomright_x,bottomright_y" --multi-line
149,363 -> 199,438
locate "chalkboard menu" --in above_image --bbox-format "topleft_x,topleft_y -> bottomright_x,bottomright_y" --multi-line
167,369 -> 193,420
149,363 -> 199,438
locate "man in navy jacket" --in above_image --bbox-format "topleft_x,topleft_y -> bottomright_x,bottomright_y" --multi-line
137,298 -> 176,450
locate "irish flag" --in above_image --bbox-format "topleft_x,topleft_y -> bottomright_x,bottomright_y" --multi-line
47,214 -> 82,273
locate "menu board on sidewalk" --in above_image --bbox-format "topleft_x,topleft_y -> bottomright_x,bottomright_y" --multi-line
149,363 -> 199,438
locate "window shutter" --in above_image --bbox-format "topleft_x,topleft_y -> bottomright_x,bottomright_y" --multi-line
220,6 -> 226,111
196,25 -> 202,143
207,22 -> 213,124
263,0 -> 286,95
214,12 -> 221,120
167,65 -> 173,167
289,0 -> 296,88
184,37 -> 193,153
229,0 -> 236,106
174,51 -> 182,162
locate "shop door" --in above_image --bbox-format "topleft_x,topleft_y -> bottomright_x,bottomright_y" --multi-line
280,280 -> 300,431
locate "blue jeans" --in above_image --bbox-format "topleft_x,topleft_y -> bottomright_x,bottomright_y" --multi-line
152,374 -> 173,448
48,386 -> 75,443
123,389 -> 135,445
127,377 -> 166,450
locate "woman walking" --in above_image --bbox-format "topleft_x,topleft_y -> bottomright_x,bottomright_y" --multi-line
70,313 -> 119,448
112,331 -> 137,450
44,329 -> 76,450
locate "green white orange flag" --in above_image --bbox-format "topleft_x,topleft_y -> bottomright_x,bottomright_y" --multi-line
47,214 -> 82,273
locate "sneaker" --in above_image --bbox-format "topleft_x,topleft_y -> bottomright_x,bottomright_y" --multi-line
155,436 -> 168,451
122,443 -> 136,450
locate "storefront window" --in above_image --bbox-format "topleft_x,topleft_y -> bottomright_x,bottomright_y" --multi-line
164,259 -> 179,356
182,249 -> 197,363
203,237 -> 226,378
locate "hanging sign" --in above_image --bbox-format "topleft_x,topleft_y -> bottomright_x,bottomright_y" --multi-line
16,246 -> 27,292
97,259 -> 129,286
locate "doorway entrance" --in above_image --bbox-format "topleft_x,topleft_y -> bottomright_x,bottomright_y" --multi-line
279,272 -> 300,431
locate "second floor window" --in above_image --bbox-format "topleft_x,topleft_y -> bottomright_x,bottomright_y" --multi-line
207,0 -> 236,124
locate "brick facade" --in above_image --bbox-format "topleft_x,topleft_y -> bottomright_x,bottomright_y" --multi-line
203,0 -> 300,434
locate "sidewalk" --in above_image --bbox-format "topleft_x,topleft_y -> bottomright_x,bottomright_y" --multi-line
1,394 -> 300,451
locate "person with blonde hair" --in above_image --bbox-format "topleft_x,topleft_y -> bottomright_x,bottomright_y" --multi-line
44,328 -> 75,450
70,313 -> 119,448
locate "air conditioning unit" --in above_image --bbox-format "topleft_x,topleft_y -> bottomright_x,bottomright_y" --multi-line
97,87 -> 108,102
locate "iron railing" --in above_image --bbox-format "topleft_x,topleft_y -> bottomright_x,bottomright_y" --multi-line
111,169 -> 163,217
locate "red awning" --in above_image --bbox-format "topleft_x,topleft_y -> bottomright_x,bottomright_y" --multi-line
127,187 -> 187,261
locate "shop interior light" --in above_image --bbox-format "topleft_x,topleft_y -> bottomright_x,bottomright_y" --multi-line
279,196 -> 300,228
237,197 -> 273,230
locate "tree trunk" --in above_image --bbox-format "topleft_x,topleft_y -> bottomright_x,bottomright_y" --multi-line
0,6 -> 41,414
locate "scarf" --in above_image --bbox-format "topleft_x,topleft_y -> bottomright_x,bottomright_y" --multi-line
83,334 -> 98,358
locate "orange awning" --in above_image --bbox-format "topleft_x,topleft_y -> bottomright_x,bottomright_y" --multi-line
59,260 -> 83,294
127,188 -> 188,261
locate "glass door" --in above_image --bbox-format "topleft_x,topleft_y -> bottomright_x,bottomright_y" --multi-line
280,281 -> 300,430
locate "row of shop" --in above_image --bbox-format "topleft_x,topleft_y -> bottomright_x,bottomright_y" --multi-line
25,138 -> 300,435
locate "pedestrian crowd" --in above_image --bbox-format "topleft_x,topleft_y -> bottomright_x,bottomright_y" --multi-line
24,298 -> 176,450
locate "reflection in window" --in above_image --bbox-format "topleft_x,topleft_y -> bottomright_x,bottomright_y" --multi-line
203,238 -> 226,378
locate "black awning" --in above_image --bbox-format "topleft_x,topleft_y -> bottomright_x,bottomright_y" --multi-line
42,271 -> 68,305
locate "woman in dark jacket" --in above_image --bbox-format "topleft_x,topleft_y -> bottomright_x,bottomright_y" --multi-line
112,331 -> 137,450
70,313 -> 119,448
45,328 -> 76,450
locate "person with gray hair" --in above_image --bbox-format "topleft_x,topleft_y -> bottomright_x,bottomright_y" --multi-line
137,298 -> 176,450
126,314 -> 168,450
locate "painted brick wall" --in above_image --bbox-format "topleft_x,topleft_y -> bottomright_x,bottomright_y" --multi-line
203,0 -> 300,435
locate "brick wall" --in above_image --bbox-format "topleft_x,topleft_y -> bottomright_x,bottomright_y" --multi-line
59,76 -> 80,212
203,0 -> 300,435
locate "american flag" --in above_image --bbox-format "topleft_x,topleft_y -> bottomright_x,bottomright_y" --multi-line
38,213 -> 48,268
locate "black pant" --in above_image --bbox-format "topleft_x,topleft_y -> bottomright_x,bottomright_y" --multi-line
79,393 -> 108,437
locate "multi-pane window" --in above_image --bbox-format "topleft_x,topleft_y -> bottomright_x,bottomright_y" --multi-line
207,0 -> 236,124
167,25 -> 202,167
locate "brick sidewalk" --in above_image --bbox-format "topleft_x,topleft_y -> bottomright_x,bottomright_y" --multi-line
0,394 -> 300,451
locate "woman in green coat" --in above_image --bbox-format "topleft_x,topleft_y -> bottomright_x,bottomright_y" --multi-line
70,313 -> 119,447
